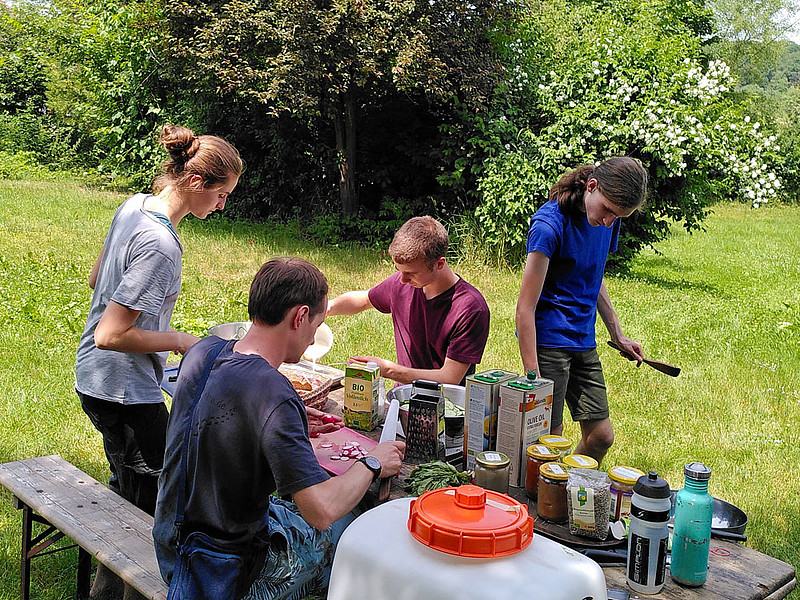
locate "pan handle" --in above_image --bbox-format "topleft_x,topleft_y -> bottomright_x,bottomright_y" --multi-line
711,529 -> 747,543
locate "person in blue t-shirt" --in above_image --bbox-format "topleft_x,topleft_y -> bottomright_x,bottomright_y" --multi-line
516,157 -> 648,464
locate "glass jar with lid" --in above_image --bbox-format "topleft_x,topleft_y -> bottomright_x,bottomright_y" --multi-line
474,451 -> 511,495
608,465 -> 645,520
538,434 -> 572,458
537,462 -> 569,523
525,444 -> 560,499
562,453 -> 599,470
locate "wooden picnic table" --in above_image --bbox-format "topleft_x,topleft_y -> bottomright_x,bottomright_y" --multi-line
323,386 -> 797,600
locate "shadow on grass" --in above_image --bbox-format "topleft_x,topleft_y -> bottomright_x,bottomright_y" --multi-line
615,255 -> 723,297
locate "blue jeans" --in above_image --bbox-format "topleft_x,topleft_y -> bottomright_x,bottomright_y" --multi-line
243,497 -> 356,600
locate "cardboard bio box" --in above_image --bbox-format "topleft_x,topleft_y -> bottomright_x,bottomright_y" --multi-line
343,362 -> 380,431
496,375 -> 554,487
463,369 -> 518,471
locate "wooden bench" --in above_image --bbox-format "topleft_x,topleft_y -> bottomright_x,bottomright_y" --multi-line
0,455 -> 168,600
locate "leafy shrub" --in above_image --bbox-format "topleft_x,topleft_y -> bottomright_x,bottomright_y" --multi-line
449,0 -> 785,265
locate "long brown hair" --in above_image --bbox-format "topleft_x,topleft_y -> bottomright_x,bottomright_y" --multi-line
152,124 -> 243,193
550,157 -> 648,217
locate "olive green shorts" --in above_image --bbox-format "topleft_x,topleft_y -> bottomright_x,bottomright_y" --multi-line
537,347 -> 609,431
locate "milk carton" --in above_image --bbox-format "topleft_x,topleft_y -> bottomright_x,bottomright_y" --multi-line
496,372 -> 554,487
464,369 -> 518,470
343,361 -> 380,431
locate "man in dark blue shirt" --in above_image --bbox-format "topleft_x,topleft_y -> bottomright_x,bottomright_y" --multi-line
154,257 -> 405,599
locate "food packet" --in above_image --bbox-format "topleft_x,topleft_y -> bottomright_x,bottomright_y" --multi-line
566,468 -> 611,539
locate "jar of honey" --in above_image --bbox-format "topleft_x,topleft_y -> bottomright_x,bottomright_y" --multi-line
537,462 -> 569,523
525,444 -> 560,499
538,434 -> 572,459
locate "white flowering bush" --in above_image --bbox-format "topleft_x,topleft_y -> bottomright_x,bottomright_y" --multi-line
463,0 -> 783,264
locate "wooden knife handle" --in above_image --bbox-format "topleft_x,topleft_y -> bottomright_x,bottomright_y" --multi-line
606,341 -> 680,377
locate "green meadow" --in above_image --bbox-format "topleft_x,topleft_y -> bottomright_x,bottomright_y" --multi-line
0,179 -> 798,598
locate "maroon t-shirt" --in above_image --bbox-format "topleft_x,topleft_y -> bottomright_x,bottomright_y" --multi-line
368,272 -> 490,377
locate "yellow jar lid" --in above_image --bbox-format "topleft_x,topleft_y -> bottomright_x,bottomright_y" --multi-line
608,465 -> 645,485
562,454 -> 599,470
476,451 -> 510,469
526,444 -> 559,460
538,435 -> 571,450
539,462 -> 569,481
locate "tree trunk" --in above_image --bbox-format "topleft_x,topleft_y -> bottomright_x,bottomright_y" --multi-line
334,92 -> 358,214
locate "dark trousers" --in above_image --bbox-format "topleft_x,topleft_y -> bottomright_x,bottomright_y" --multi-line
78,391 -> 169,516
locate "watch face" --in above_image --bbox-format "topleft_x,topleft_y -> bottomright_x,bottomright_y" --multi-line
364,456 -> 381,472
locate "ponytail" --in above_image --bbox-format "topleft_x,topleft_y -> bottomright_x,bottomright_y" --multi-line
550,165 -> 595,216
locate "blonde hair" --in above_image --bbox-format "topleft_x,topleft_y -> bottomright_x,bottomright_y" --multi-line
388,216 -> 449,268
152,124 -> 243,193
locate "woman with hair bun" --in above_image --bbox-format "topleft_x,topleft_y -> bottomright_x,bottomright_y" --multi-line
75,124 -> 242,598
516,157 -> 647,465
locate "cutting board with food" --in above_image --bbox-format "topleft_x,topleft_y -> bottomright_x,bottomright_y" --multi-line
311,427 -> 377,476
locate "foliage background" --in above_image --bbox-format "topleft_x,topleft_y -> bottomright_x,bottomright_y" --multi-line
2,0 -> 800,265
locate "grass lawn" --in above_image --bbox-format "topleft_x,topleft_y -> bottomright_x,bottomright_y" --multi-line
0,179 -> 798,598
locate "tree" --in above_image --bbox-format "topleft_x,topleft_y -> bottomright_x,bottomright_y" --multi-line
163,0 -> 514,214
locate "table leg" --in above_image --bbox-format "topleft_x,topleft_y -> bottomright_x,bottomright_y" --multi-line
77,547 -> 91,599
19,500 -> 32,600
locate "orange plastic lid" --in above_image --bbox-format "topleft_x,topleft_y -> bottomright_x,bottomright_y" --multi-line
408,485 -> 533,558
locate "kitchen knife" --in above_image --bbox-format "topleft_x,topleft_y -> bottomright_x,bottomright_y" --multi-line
377,399 -> 400,502
607,341 -> 681,377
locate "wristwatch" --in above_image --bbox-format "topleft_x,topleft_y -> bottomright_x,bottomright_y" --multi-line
357,456 -> 382,483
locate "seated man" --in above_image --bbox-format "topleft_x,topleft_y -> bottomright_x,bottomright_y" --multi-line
153,257 -> 405,599
327,216 -> 490,385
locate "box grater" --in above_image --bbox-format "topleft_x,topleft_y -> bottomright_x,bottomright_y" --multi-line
404,380 -> 445,463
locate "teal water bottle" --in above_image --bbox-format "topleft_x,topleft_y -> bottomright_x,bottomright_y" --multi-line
670,462 -> 713,586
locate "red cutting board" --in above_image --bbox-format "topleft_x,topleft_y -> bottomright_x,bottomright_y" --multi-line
311,427 -> 377,476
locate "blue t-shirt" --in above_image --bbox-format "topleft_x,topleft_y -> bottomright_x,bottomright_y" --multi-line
526,199 -> 620,350
153,336 -> 329,583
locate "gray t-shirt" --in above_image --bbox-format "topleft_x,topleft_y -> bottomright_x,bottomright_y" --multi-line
75,193 -> 183,404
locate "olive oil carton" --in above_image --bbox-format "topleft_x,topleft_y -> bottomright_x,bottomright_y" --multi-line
496,372 -> 554,487
464,369 -> 518,471
343,361 -> 380,431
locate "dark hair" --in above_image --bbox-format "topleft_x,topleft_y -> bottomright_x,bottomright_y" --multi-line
550,157 -> 648,217
248,257 -> 329,326
388,216 -> 449,268
152,124 -> 244,193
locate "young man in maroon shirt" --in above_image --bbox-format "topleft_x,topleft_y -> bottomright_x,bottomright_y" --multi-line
327,216 -> 490,385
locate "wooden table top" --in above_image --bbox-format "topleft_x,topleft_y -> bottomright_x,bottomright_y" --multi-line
323,387 -> 797,600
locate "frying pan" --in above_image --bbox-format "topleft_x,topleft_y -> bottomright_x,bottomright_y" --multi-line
607,340 -> 681,377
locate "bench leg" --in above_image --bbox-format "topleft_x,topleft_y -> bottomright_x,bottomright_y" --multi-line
20,501 -> 33,600
77,548 -> 91,599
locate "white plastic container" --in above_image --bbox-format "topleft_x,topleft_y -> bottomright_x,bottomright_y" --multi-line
328,496 -> 608,600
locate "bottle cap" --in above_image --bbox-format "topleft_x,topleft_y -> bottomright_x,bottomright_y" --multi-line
527,444 -> 559,460
408,485 -> 533,557
632,471 -> 671,499
609,465 -> 645,486
539,462 -> 569,481
562,453 -> 599,470
684,462 -> 712,480
526,370 -> 537,379
476,451 -> 510,469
